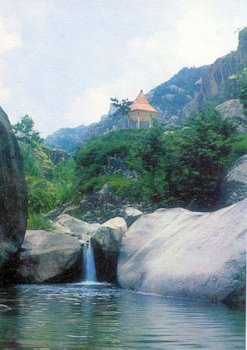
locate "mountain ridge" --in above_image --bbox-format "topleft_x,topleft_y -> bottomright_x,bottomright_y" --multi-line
45,28 -> 247,152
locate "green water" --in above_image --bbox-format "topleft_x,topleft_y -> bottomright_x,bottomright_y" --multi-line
0,283 -> 245,349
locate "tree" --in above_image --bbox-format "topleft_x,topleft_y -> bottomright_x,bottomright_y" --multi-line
170,107 -> 236,207
13,114 -> 43,143
110,97 -> 131,116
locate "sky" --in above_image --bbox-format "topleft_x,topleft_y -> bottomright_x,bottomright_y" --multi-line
0,0 -> 246,136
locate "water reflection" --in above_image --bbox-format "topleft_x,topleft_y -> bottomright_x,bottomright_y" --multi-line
0,283 -> 244,349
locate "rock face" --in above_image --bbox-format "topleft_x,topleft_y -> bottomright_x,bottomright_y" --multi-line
92,217 -> 127,282
68,184 -> 126,224
216,99 -> 247,133
0,107 -> 27,284
185,28 -> 247,114
17,230 -> 82,283
219,155 -> 247,207
148,66 -> 208,124
118,200 -> 246,307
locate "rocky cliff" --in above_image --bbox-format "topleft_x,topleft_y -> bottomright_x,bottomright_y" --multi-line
147,66 -> 208,124
0,107 -> 28,284
185,28 -> 247,113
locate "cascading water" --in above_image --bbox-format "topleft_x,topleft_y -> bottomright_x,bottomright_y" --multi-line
84,240 -> 97,282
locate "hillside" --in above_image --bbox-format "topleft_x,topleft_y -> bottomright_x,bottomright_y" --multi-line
45,28 -> 247,152
74,107 -> 246,212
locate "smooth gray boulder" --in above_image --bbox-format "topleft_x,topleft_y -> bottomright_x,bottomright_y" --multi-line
118,200 -> 246,307
219,155 -> 247,206
92,217 -> 127,282
17,230 -> 82,283
53,214 -> 100,239
123,207 -> 143,227
0,107 -> 27,283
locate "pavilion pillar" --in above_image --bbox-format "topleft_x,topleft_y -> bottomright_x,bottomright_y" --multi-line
149,118 -> 152,128
137,116 -> 140,129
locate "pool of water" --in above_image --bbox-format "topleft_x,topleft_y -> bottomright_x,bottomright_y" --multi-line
0,283 -> 245,349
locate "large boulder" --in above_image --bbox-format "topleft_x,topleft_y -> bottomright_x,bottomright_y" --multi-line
118,200 -> 246,307
92,217 -> 127,282
53,214 -> 100,243
16,230 -> 83,283
219,155 -> 247,207
0,107 -> 27,284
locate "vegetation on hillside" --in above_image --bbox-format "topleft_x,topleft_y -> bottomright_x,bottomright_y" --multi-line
13,115 -> 76,229
76,106 -> 246,209
14,104 -> 247,230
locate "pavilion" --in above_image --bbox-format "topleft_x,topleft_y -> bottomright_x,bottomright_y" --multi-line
128,90 -> 158,128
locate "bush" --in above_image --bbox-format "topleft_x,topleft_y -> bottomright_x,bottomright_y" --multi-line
27,213 -> 54,231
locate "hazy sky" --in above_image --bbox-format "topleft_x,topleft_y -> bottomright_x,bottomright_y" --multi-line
0,0 -> 246,136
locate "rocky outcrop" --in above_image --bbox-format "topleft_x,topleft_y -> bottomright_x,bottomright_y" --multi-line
66,184 -> 125,224
122,207 -> 143,227
53,214 -> 100,243
185,28 -> 247,113
0,107 -> 27,284
92,217 -> 127,282
216,99 -> 247,133
118,200 -> 246,307
218,155 -> 247,207
148,66 -> 208,124
16,230 -> 82,283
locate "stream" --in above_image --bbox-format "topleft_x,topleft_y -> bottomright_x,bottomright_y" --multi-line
0,283 -> 244,349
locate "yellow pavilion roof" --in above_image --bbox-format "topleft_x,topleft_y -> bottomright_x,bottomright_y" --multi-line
129,90 -> 157,113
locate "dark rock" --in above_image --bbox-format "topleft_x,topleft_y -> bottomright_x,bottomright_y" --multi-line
92,217 -> 127,283
0,107 -> 27,284
16,230 -> 83,283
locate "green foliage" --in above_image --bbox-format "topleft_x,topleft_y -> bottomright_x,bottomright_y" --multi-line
110,97 -> 131,115
76,107 -> 239,208
28,213 -> 54,231
13,115 -> 76,229
28,179 -> 59,213
231,133 -> 247,158
167,107 -> 236,207
14,114 -> 43,143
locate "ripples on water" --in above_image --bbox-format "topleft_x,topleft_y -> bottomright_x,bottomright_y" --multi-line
0,283 -> 244,349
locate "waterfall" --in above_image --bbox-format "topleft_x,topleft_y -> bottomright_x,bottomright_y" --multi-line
84,240 -> 97,282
